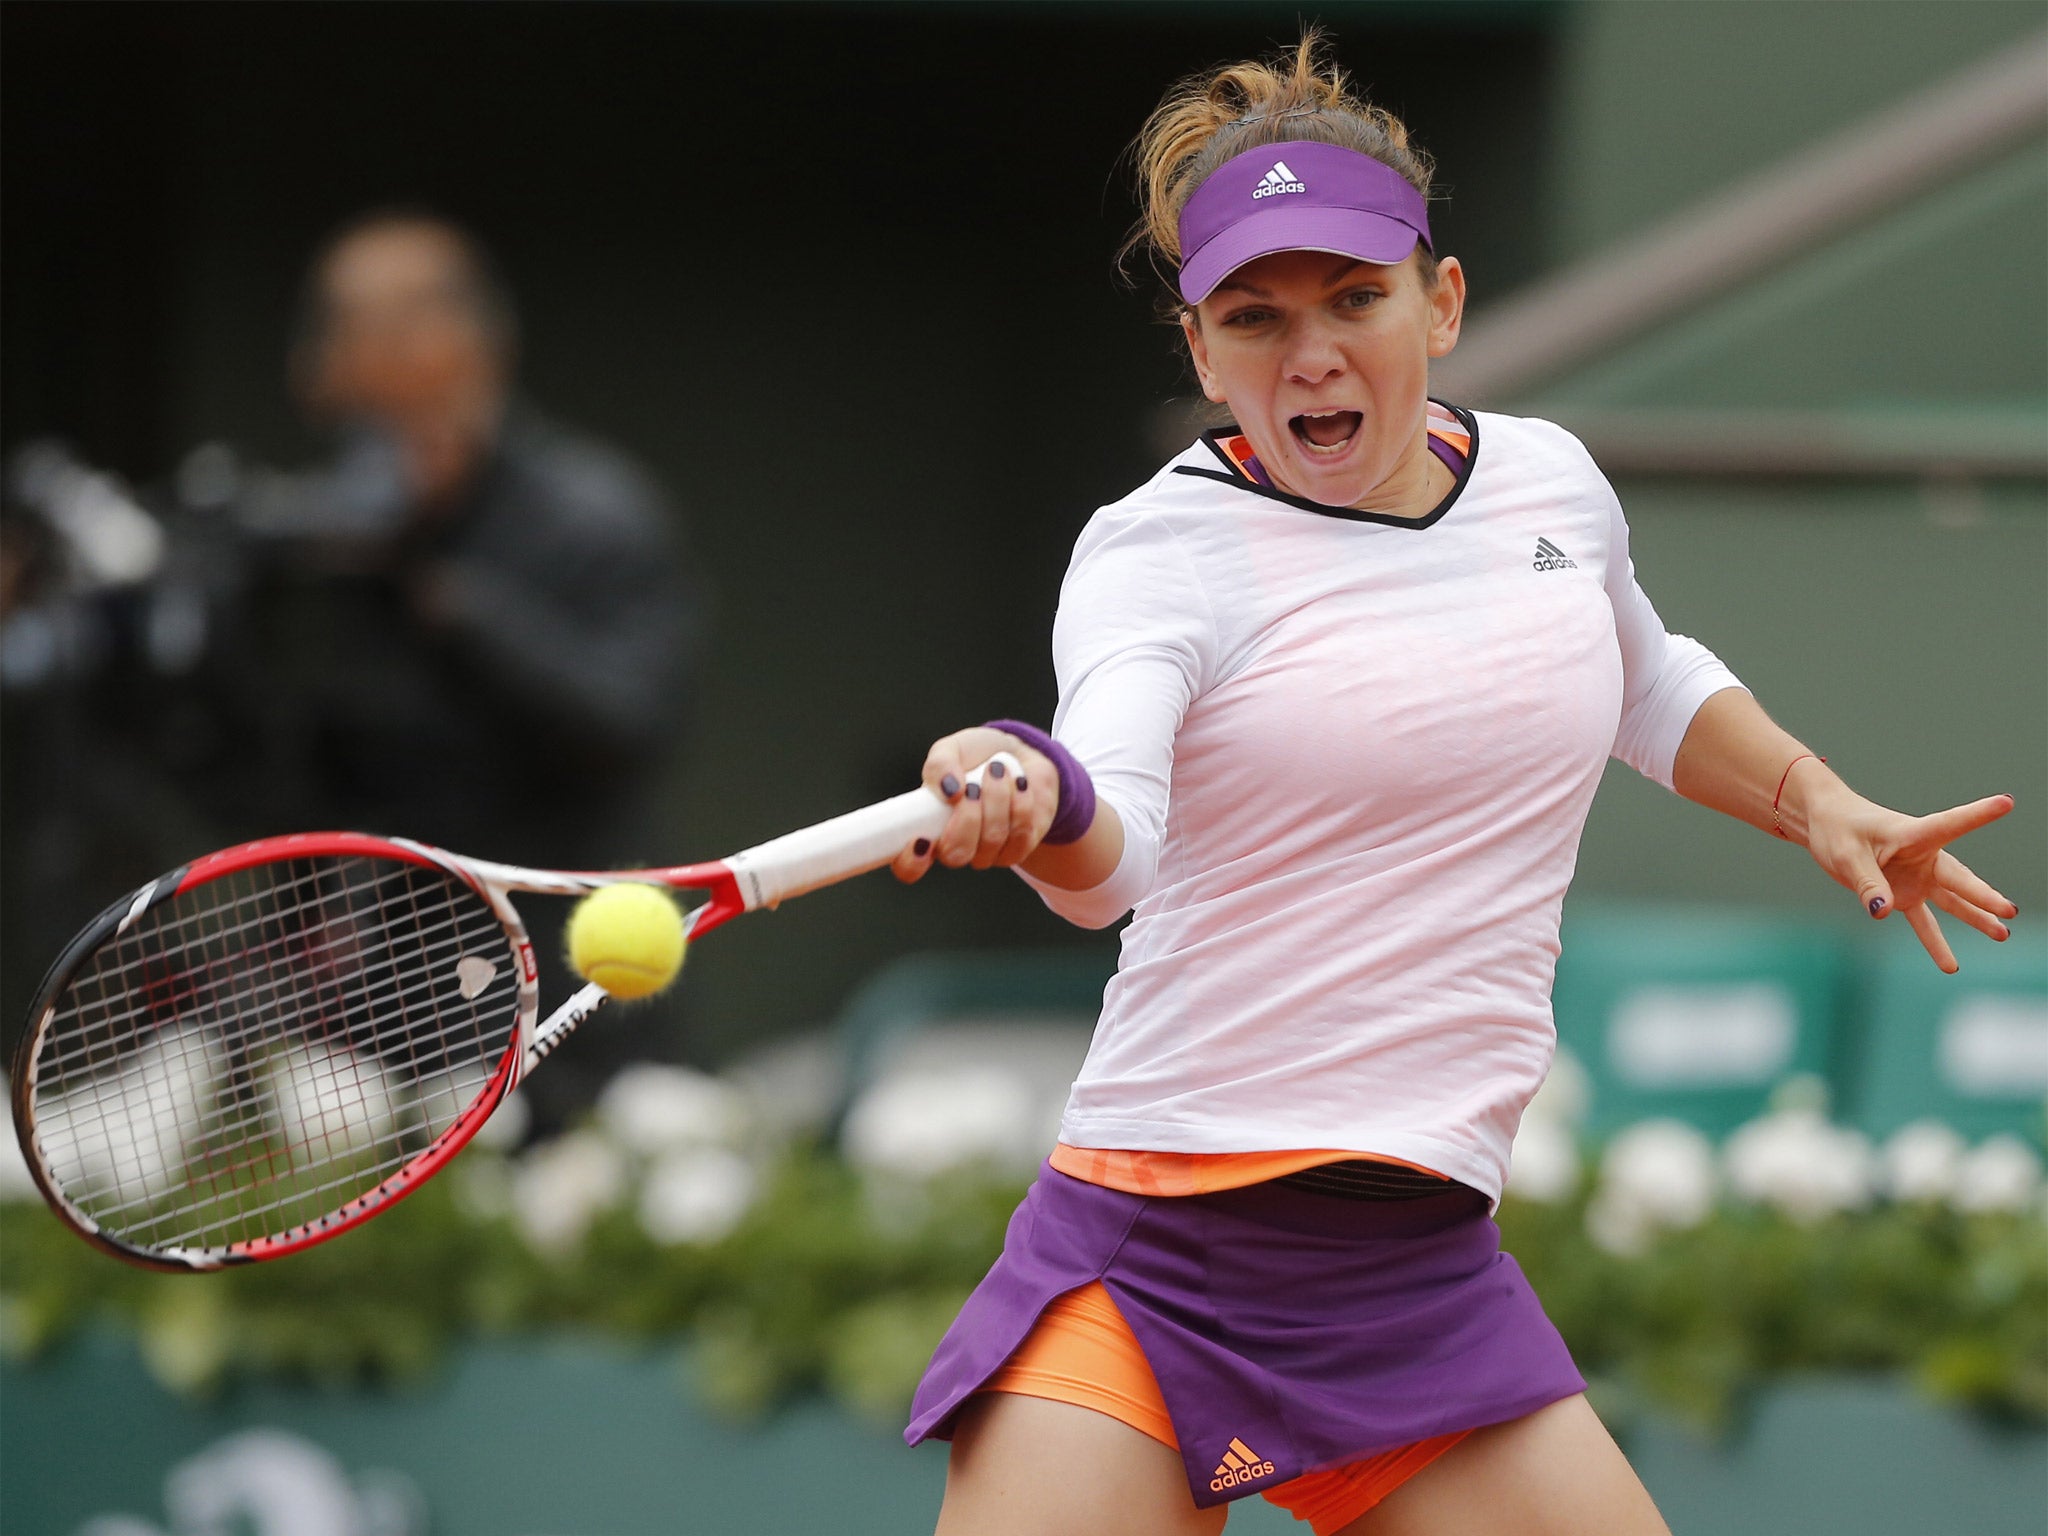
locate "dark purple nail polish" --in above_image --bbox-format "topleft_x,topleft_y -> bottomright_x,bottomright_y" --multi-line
941,774 -> 960,798
913,839 -> 931,857
1015,776 -> 1029,792
965,782 -> 982,801
989,759 -> 1006,779
1868,897 -> 1886,917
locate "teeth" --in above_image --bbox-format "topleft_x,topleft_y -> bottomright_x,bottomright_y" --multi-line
1292,408 -> 1360,454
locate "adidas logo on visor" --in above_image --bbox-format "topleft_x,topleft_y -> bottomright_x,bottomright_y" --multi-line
1252,160 -> 1306,199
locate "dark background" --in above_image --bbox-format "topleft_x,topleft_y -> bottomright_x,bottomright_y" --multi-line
2,2 -> 1557,1060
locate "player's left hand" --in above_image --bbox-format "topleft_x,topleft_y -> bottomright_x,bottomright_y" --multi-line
1801,788 -> 2018,972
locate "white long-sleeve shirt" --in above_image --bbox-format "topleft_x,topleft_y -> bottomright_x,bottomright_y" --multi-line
1018,408 -> 1744,1202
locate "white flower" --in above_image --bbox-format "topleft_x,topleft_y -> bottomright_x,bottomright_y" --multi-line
38,1025 -> 223,1201
596,1065 -> 751,1157
638,1147 -> 758,1245
1878,1120 -> 1967,1204
1723,1108 -> 1874,1223
724,1033 -> 843,1145
1506,1116 -> 1580,1204
1525,1047 -> 1592,1128
1950,1135 -> 2044,1215
840,1067 -> 1047,1180
263,1042 -> 397,1159
1607,1120 -> 1718,1226
1585,1192 -> 1653,1257
510,1130 -> 625,1256
406,1060 -> 502,1143
0,1074 -> 34,1203
1583,1119 -> 1716,1254
0,1125 -> 38,1203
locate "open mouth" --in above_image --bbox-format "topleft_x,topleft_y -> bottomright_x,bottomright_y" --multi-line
1289,409 -> 1363,453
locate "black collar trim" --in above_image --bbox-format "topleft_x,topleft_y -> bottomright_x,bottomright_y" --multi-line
1171,400 -> 1479,529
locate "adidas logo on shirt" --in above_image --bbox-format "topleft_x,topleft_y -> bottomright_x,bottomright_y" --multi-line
1533,537 -> 1577,571
1210,1436 -> 1278,1491
1251,160 -> 1306,199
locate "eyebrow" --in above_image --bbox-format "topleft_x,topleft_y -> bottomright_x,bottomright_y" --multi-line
1212,256 -> 1372,300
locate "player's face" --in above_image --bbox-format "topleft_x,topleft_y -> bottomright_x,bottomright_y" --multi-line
1183,249 -> 1464,513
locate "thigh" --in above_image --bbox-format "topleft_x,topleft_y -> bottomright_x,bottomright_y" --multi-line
934,1392 -> 1227,1536
1336,1395 -> 1669,1536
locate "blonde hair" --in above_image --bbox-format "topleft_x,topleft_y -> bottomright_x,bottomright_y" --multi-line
1123,31 -> 1437,298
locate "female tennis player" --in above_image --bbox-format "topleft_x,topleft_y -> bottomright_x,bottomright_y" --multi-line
890,36 -> 2017,1536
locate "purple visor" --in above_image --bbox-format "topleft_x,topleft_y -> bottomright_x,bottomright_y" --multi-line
1176,139 -> 1431,304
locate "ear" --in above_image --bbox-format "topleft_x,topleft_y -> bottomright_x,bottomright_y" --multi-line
1181,310 -> 1227,404
1425,257 -> 1466,360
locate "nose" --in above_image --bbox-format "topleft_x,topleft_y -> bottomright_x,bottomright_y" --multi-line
1281,313 -> 1346,388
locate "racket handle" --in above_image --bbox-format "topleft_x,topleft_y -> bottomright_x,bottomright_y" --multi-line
725,753 -> 1017,912
525,981 -> 612,1074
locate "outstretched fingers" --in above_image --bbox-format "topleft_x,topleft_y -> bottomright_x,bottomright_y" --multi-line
1902,903 -> 1958,975
1911,794 -> 2016,853
1807,789 -> 2016,971
1935,849 -> 2019,921
1930,886 -> 2012,944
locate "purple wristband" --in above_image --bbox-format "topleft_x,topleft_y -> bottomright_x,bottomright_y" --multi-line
984,719 -> 1096,845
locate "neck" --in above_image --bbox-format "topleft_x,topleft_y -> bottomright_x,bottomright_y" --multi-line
1371,432 -> 1451,519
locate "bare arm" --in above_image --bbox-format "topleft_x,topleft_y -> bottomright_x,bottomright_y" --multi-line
1671,687 -> 2017,972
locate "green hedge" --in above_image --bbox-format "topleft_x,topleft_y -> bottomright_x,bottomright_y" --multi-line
3,1148 -> 2041,1434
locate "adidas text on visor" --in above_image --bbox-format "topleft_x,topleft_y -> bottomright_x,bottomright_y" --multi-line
1176,140 -> 1432,305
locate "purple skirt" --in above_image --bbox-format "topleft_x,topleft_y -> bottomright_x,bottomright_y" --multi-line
906,1161 -> 1583,1509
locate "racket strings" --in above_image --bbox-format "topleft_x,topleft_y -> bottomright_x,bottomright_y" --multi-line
45,866 -> 415,1128
42,862 -> 374,1240
27,854 -> 521,1256
35,898 -> 505,1080
43,860 -> 506,1245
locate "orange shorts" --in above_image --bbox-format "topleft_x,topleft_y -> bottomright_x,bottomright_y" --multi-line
979,1280 -> 1469,1534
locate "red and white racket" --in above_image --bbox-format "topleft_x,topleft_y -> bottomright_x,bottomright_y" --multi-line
10,757 -> 1015,1271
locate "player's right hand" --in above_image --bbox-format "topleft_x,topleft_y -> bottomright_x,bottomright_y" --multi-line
892,727 -> 1059,883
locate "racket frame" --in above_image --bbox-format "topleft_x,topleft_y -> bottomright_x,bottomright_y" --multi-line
11,761 -> 1002,1271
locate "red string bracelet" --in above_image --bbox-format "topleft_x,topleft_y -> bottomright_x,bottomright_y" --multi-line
1771,753 -> 1826,840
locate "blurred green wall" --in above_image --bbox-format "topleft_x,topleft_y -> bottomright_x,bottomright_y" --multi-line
1513,1 -> 2046,927
1576,482 -> 2044,914
1548,0 -> 2045,264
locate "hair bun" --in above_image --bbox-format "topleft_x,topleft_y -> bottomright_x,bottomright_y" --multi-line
1121,29 -> 1435,292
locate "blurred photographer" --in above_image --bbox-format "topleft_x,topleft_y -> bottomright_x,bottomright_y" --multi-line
2,214 -> 702,1118
273,211 -> 699,861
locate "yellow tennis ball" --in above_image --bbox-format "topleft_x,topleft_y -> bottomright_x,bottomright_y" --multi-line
567,884 -> 686,1000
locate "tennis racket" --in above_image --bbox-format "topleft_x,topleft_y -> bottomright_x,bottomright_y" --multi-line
10,756 -> 1016,1272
